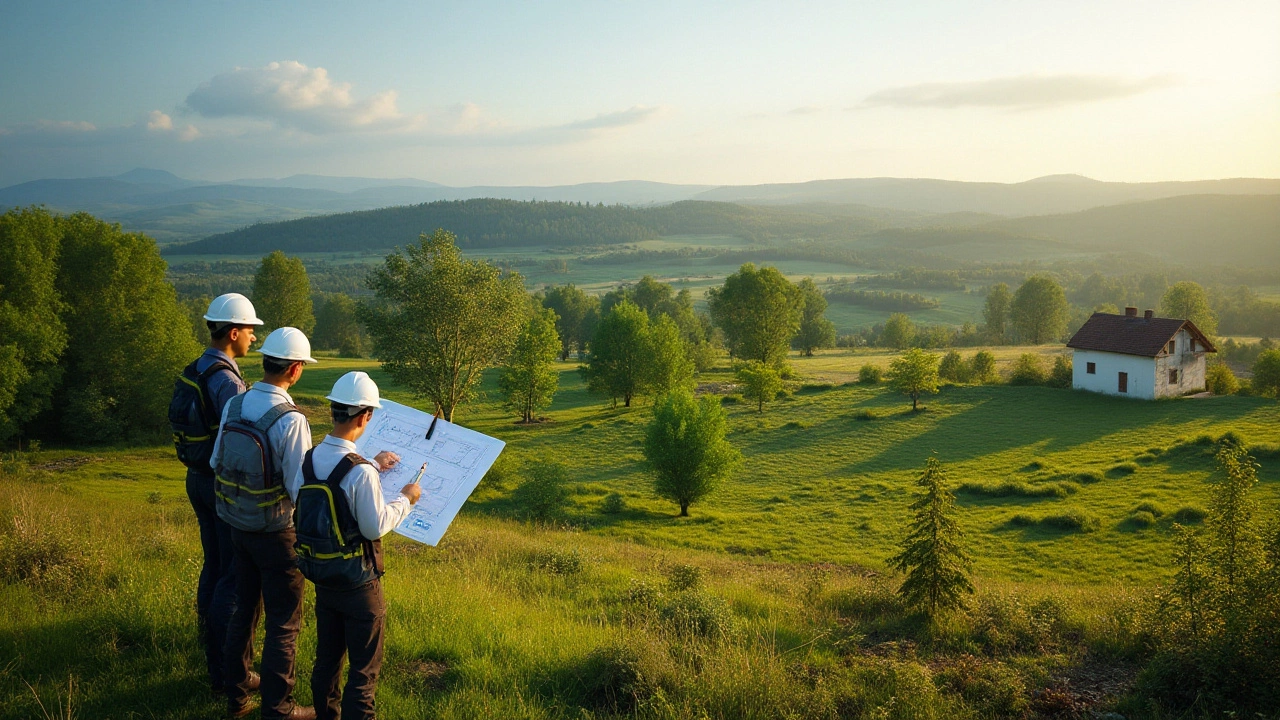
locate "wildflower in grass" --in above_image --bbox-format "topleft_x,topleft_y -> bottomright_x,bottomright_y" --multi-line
890,456 -> 973,616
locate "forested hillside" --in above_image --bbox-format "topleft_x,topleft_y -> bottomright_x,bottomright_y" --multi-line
165,199 -> 887,254
166,194 -> 1280,271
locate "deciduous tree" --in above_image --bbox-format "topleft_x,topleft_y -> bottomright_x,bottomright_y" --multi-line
252,250 -> 315,334
542,283 -> 599,360
983,283 -> 1012,344
736,361 -> 782,413
1250,350 -> 1280,397
0,208 -> 67,442
644,390 -> 740,516
1161,281 -> 1219,337
793,278 -> 835,356
583,300 -> 651,407
881,313 -> 916,350
1010,275 -> 1068,344
499,307 -> 561,422
890,456 -> 973,616
54,213 -> 201,442
707,263 -> 801,368
361,229 -> 527,421
888,348 -> 940,410
646,314 -> 695,397
313,293 -> 368,357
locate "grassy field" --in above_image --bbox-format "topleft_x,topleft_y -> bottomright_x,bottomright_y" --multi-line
3,348 -> 1278,718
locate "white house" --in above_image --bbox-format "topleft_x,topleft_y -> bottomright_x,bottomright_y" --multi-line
1066,307 -> 1216,400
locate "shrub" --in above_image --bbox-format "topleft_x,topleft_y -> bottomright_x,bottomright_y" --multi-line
1205,362 -> 1238,395
146,491 -> 162,505
1008,354 -> 1047,385
938,350 -> 971,383
958,480 -> 1077,498
1108,462 -> 1139,477
666,563 -> 704,591
576,640 -> 669,713
1251,348 -> 1280,397
480,452 -> 518,491
858,364 -> 883,384
1040,510 -> 1100,532
970,351 -> 997,384
0,506 -> 102,597
510,460 -> 571,521
1048,355 -> 1073,388
1127,511 -> 1158,529
660,590 -> 736,638
531,548 -> 584,575
1132,501 -> 1166,517
600,492 -> 626,514
1075,471 -> 1104,484
1171,505 -> 1207,524
624,578 -> 663,615
935,655 -> 1028,716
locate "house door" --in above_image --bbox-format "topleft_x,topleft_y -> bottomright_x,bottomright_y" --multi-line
1118,372 -> 1128,393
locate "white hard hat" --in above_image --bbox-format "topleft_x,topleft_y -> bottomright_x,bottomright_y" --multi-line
203,293 -> 263,325
258,327 -> 317,363
326,371 -> 382,409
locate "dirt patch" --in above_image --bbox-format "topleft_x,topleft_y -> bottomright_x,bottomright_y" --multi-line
1032,662 -> 1139,717
403,659 -> 450,691
33,456 -> 103,473
696,382 -> 739,395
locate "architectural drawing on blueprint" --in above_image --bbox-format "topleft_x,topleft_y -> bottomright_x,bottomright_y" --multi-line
354,400 -> 505,546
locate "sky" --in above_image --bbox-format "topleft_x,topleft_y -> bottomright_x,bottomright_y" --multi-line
0,0 -> 1277,187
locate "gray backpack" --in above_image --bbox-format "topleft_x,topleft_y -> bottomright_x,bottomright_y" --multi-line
213,394 -> 302,533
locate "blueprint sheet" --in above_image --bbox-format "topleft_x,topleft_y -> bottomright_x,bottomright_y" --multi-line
353,400 -> 505,546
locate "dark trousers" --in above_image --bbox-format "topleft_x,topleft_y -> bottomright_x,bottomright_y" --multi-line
312,580 -> 386,720
225,527 -> 305,718
185,469 -> 239,690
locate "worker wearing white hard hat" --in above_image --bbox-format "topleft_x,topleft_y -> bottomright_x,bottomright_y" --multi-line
173,293 -> 259,696
211,324 -> 319,719
174,288 -> 261,691
290,371 -> 418,720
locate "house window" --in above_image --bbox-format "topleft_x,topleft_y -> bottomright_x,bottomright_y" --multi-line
1167,340 -> 1176,354
1118,372 -> 1128,393
1169,369 -> 1179,384
1086,362 -> 1096,374
1190,339 -> 1198,352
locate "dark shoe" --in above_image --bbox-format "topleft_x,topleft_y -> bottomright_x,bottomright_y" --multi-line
246,671 -> 261,693
227,698 -> 259,719
280,706 -> 317,720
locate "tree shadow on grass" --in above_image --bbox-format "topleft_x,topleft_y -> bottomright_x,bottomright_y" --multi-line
839,386 -> 1263,475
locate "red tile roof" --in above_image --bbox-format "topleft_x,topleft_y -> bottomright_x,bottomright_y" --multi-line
1066,313 -> 1217,357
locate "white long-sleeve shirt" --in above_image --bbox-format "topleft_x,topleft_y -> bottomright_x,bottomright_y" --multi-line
210,382 -> 313,513
288,435 -> 411,541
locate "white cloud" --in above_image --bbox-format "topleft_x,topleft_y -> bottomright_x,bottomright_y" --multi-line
561,105 -> 661,131
145,110 -> 173,132
184,61 -> 408,132
862,74 -> 1178,110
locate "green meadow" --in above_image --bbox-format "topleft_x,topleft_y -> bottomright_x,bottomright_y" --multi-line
3,349 -> 1278,718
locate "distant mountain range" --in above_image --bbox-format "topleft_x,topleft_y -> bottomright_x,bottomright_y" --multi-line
3,169 -> 1277,244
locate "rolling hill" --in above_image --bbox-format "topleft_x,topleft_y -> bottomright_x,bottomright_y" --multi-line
163,193 -> 1280,269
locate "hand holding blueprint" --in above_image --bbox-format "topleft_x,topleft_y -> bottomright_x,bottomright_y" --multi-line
353,400 -> 505,545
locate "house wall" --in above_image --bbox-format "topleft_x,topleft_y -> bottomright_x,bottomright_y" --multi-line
1153,328 -> 1208,398
1072,349 -> 1157,399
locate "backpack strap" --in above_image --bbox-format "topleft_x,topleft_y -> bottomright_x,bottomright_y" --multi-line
327,453 -> 380,572
225,393 -> 246,424
301,448 -> 320,486
253,401 -> 302,433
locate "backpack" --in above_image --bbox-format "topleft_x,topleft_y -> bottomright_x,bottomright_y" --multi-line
169,358 -> 236,471
213,393 -> 301,533
294,450 -> 384,590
